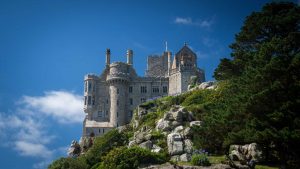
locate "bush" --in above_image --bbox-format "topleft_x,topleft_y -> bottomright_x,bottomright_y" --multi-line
85,129 -> 128,167
191,154 -> 211,166
48,157 -> 88,169
98,146 -> 167,169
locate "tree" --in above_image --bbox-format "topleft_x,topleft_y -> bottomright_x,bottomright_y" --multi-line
213,2 -> 300,168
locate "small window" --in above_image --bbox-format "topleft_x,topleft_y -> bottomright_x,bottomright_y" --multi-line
103,128 -> 104,133
129,111 -> 133,117
141,86 -> 147,93
152,86 -> 159,93
106,99 -> 108,104
141,98 -> 146,103
98,111 -> 102,117
85,81 -> 87,92
117,88 -> 119,94
106,110 -> 108,116
99,129 -> 101,133
88,96 -> 91,105
129,86 -> 133,93
88,82 -> 92,92
92,96 -> 95,105
117,100 -> 119,105
163,86 -> 168,93
129,98 -> 133,105
84,96 -> 87,105
117,112 -> 119,117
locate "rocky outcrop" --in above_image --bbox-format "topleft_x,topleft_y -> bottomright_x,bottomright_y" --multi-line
67,140 -> 81,157
140,163 -> 234,169
229,143 -> 265,163
189,81 -> 217,91
167,133 -> 184,155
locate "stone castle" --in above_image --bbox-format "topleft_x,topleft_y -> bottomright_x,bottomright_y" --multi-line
82,44 -> 205,137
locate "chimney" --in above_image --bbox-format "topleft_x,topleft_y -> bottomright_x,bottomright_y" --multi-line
127,49 -> 133,65
106,48 -> 111,66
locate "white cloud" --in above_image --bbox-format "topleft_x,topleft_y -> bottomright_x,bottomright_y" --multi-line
0,90 -> 82,168
174,17 -> 214,28
21,91 -> 84,123
15,141 -> 53,158
174,17 -> 192,24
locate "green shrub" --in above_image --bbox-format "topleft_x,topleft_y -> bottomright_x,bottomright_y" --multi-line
85,129 -> 127,167
191,154 -> 211,166
98,146 -> 167,169
48,157 -> 88,169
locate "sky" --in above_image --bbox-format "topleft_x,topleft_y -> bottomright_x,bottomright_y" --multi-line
0,0 -> 295,168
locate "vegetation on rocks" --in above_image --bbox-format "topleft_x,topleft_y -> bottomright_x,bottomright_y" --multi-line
48,2 -> 299,169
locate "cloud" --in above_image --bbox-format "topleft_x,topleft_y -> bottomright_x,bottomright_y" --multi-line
21,91 -> 84,123
174,17 -> 214,28
0,90 -> 82,168
15,141 -> 53,158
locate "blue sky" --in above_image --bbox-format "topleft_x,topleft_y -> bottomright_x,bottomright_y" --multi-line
0,0 -> 291,168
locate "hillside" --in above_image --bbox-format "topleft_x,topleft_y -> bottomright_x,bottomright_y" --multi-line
48,2 -> 299,169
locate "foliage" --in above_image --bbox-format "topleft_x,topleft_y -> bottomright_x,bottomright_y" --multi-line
207,155 -> 226,164
85,129 -> 128,167
48,157 -> 88,169
211,2 -> 300,168
191,154 -> 211,166
98,146 -> 167,169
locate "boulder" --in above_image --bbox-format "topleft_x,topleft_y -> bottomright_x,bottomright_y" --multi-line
156,119 -> 171,131
171,109 -> 183,123
128,140 -> 137,147
151,144 -> 162,153
180,153 -> 191,162
139,140 -> 153,150
68,140 -> 81,157
173,125 -> 184,133
198,81 -> 216,89
229,143 -> 265,163
164,112 -> 174,121
167,133 -> 184,155
184,139 -> 193,154
182,127 -> 192,138
190,121 -> 202,127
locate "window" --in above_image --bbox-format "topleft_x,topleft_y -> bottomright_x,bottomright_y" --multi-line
117,88 -> 119,94
152,86 -> 159,93
103,128 -> 104,133
141,98 -> 146,103
84,96 -> 87,105
163,86 -> 168,93
106,110 -> 108,116
92,96 -> 95,105
85,81 -> 87,92
117,100 -> 119,105
88,96 -> 91,105
117,112 -> 119,117
106,99 -> 108,104
88,82 -> 92,92
98,111 -> 102,117
141,86 -> 147,93
129,98 -> 133,105
129,111 -> 133,117
99,129 -> 101,133
129,86 -> 133,93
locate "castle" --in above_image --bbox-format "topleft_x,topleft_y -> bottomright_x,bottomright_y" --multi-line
82,44 -> 205,137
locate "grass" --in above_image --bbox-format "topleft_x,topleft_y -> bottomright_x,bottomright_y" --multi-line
207,155 -> 225,164
255,165 -> 279,169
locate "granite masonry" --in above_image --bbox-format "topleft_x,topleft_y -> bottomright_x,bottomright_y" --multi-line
82,44 -> 205,137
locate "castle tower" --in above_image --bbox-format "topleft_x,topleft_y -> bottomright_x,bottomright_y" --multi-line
84,74 -> 98,120
106,62 -> 130,127
127,49 -> 133,65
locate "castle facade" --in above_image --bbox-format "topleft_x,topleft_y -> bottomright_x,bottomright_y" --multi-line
83,44 -> 205,137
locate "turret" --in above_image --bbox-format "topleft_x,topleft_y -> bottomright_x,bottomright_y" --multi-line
106,48 -> 111,66
84,74 -> 98,119
127,49 -> 133,65
167,51 -> 172,76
